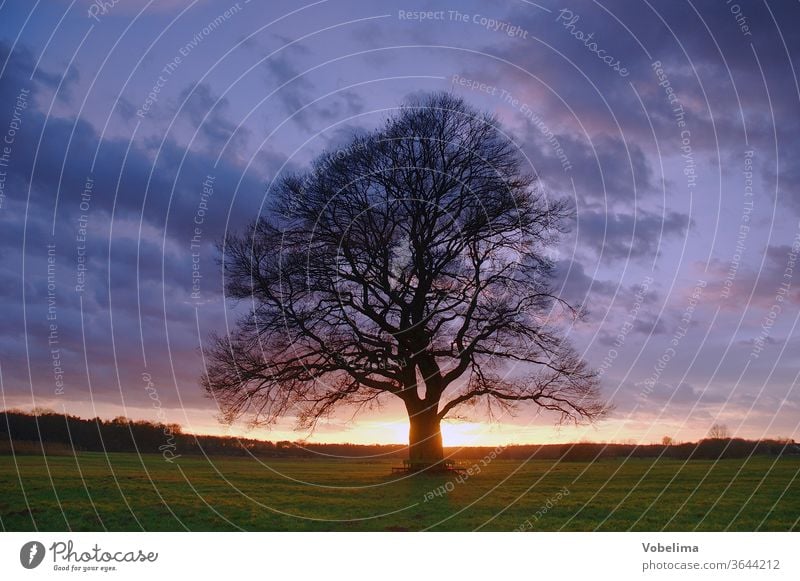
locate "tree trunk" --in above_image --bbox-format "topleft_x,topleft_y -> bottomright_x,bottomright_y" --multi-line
407,406 -> 444,469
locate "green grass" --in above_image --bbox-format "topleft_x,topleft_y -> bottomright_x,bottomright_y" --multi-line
1,453 -> 798,531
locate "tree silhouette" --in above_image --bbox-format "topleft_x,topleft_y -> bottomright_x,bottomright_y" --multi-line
707,423 -> 730,440
202,93 -> 608,468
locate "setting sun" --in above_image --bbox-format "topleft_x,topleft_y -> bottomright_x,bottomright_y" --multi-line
375,421 -> 488,447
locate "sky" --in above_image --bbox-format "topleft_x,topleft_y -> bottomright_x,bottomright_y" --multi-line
0,0 -> 798,447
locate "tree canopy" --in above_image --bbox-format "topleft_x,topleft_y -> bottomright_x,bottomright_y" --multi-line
202,93 -> 608,465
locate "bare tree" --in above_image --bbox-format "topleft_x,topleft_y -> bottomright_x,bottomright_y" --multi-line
707,423 -> 730,440
202,93 -> 608,468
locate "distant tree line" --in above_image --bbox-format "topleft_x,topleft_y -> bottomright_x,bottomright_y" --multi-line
0,409 -> 407,458
539,439 -> 799,461
440,439 -> 798,461
1,409 -> 797,460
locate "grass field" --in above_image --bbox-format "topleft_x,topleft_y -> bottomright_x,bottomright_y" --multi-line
1,453 -> 798,531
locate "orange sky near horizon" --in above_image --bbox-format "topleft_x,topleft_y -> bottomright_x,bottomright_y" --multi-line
7,397 -> 797,448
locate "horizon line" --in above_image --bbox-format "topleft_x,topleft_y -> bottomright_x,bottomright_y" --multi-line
2,407 -> 796,449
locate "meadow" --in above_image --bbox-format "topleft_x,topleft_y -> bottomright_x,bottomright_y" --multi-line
0,453 -> 797,531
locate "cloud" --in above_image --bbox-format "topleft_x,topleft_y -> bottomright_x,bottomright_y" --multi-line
705,244 -> 800,309
577,209 -> 690,262
551,258 -> 616,306
0,42 -> 276,410
261,41 -> 317,127
492,0 -> 800,216
177,81 -> 251,159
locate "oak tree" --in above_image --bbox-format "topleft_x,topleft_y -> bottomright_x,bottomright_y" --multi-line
203,93 -> 607,468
